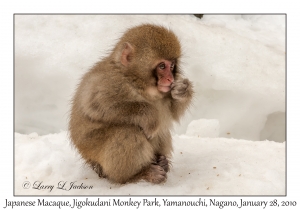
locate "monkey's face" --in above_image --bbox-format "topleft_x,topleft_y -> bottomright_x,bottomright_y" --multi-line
117,23 -> 182,95
155,59 -> 176,93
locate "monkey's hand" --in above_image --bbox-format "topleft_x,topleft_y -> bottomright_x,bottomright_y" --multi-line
171,78 -> 193,101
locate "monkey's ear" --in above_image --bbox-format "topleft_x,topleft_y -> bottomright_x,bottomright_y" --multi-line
121,42 -> 134,66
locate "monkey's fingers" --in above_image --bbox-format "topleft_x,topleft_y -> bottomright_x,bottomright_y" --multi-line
156,154 -> 166,161
171,78 -> 191,100
143,164 -> 167,184
156,155 -> 169,172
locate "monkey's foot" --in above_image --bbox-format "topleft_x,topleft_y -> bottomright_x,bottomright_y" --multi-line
89,161 -> 106,178
143,164 -> 167,184
156,155 -> 169,172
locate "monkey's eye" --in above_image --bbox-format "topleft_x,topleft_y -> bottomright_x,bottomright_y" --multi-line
159,63 -> 166,70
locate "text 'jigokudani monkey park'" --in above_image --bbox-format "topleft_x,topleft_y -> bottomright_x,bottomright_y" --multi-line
69,24 -> 194,184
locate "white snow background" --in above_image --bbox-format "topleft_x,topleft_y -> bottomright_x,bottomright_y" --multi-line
14,15 -> 286,195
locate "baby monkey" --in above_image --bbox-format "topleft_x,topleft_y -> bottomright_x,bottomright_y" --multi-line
69,24 -> 193,184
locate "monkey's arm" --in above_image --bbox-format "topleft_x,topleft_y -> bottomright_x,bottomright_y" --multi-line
170,78 -> 194,121
78,70 -> 159,138
105,101 -> 159,138
83,88 -> 159,139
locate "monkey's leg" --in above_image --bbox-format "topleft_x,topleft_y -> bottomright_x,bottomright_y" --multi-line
95,125 -> 166,184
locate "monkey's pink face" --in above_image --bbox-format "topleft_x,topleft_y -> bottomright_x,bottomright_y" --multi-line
156,60 -> 175,93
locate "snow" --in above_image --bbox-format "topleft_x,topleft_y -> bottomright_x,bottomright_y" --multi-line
186,119 -> 220,137
12,15 -> 287,196
15,131 -> 285,195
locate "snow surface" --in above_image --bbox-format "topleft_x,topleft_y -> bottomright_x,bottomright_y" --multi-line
14,15 -> 286,142
14,15 -> 286,196
15,131 -> 285,195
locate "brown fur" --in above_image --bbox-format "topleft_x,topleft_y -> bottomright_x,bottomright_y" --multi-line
69,24 -> 193,184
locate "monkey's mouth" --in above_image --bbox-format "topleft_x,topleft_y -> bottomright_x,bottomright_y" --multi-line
158,85 -> 172,93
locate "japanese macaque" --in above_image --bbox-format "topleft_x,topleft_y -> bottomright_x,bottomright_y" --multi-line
69,24 -> 193,184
